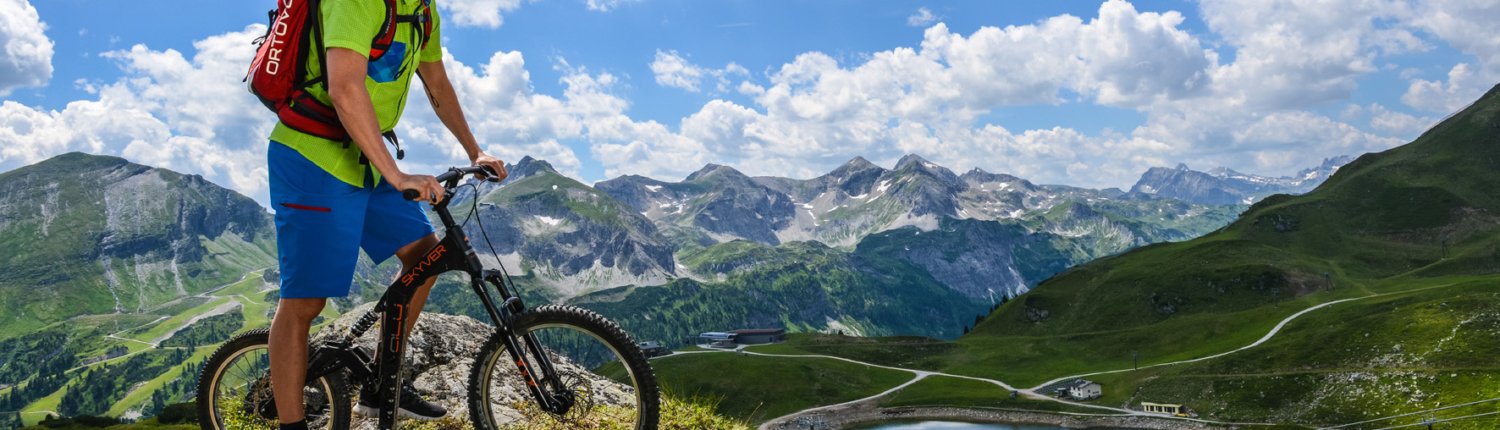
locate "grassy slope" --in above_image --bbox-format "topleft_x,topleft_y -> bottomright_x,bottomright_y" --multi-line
651,352 -> 913,423
877,375 -> 1098,414
1082,278 -> 1500,428
574,239 -> 986,344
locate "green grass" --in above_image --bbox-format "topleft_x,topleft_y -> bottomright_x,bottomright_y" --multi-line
652,352 -> 914,424
984,277 -> 1500,429
126,297 -> 236,344
105,348 -> 212,417
877,376 -> 1100,414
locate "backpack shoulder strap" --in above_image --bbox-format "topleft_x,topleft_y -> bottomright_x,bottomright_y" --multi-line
368,0 -> 400,60
392,0 -> 435,49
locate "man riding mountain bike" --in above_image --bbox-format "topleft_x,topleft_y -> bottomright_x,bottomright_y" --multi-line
261,0 -> 506,429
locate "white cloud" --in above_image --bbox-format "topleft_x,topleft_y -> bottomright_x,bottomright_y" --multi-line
0,0 -> 54,96
584,0 -> 634,12
650,50 -> 748,94
1197,0 -> 1421,110
439,0 -> 524,28
907,7 -> 939,27
0,26 -> 275,199
1367,104 -> 1435,137
1403,63 -> 1491,113
393,50 -> 591,179
650,50 -> 704,92
596,0 -> 1224,186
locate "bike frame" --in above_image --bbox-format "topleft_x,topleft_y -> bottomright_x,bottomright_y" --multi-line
302,167 -> 569,430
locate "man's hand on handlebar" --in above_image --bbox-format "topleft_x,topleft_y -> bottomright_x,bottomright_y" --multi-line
392,172 -> 446,205
471,152 -> 508,183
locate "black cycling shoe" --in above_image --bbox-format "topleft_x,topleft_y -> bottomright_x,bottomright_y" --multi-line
355,381 -> 447,421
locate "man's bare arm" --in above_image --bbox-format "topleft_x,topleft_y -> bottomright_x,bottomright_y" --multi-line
418,60 -> 508,182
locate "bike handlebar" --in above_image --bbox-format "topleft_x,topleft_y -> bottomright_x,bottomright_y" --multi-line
401,165 -> 499,201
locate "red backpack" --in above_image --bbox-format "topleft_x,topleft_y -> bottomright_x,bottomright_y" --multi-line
246,0 -> 434,157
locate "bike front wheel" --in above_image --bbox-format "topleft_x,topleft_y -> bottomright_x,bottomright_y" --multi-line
468,305 -> 660,430
196,329 -> 351,430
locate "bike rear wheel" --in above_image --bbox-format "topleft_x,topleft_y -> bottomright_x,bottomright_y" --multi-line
468,305 -> 660,430
196,329 -> 351,430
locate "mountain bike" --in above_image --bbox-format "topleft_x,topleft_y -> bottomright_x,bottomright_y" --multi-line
196,165 -> 660,430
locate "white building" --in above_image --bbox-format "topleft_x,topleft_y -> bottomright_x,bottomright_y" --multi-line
1068,380 -> 1102,400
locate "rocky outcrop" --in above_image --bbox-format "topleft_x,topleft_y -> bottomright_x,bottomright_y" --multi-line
314,304 -> 635,429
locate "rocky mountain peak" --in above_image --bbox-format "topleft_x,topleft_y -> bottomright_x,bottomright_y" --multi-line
506,156 -> 558,181
841,156 -> 878,171
684,163 -> 749,183
895,153 -> 936,171
960,168 -> 1033,189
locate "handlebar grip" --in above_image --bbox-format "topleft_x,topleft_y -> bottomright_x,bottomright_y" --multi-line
403,189 -> 421,201
477,163 -> 501,180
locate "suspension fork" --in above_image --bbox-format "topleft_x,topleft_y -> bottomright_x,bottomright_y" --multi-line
476,270 -> 571,413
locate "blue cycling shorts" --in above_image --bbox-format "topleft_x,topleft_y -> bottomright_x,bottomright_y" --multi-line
268,141 -> 434,299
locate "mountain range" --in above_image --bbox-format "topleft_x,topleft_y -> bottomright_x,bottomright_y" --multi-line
0,146 -> 1341,424
1129,155 -> 1352,205
0,151 -> 1351,343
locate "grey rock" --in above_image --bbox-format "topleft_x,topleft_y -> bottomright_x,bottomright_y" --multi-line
315,304 -> 636,429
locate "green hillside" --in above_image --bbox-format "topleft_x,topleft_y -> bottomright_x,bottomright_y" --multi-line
651,352 -> 912,424
572,238 -> 989,343
0,153 -> 276,338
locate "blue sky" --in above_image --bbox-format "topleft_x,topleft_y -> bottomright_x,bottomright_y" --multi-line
1,0 -> 1496,204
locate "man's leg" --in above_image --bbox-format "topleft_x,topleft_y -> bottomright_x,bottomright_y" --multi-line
269,297 -> 328,423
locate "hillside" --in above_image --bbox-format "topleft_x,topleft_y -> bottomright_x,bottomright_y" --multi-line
0,153 -> 276,338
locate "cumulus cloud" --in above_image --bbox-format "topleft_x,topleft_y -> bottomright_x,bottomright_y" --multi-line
907,7 -> 939,27
650,51 -> 703,91
1403,63 -> 1491,113
584,0 -> 635,12
0,25 -> 274,199
591,0 -> 1225,185
1197,0 -> 1421,110
0,0 -> 54,96
649,50 -> 748,94
597,0 -> 1451,186
1367,104 -> 1435,137
439,0 -> 524,28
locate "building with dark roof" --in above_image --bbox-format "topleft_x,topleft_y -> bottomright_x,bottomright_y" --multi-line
731,328 -> 786,345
